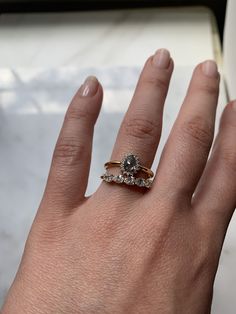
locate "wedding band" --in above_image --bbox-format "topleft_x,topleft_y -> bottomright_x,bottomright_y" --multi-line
101,153 -> 154,189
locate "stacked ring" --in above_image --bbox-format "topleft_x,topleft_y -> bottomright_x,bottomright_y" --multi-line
101,153 -> 154,189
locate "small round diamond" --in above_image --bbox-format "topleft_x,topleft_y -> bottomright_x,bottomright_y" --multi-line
145,179 -> 152,188
124,176 -> 135,185
135,178 -> 145,187
106,175 -> 114,182
102,172 -> 114,182
113,174 -> 124,183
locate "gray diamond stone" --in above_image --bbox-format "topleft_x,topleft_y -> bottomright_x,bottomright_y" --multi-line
123,155 -> 138,173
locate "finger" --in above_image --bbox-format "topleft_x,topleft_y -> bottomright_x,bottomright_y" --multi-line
43,76 -> 103,209
193,101 -> 236,230
151,60 -> 220,202
110,49 -> 173,177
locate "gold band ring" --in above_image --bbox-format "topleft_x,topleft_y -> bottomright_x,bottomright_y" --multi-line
104,161 -> 154,178
101,153 -> 154,189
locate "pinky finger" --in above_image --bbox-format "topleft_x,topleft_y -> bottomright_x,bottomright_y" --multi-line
193,101 -> 236,231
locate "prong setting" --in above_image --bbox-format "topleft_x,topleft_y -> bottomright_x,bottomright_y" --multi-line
120,153 -> 141,175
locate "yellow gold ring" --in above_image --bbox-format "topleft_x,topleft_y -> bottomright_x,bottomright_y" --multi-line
104,161 -> 154,178
101,153 -> 154,189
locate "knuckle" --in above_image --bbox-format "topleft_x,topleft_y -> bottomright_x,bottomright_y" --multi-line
66,104 -> 95,122
142,74 -> 167,90
220,148 -> 236,173
181,116 -> 213,148
199,82 -> 219,96
122,114 -> 161,142
53,137 -> 87,166
221,105 -> 236,129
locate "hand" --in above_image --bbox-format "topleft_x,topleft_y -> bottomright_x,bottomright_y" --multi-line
2,49 -> 236,314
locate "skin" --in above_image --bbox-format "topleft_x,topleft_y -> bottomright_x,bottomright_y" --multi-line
1,49 -> 236,314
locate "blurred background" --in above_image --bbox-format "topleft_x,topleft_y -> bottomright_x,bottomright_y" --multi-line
0,0 -> 235,312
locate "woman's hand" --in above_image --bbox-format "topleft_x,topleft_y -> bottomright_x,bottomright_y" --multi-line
2,49 -> 236,314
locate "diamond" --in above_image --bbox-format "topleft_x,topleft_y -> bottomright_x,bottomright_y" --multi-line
113,174 -> 124,183
135,177 -> 145,187
121,154 -> 140,175
124,176 -> 135,185
102,172 -> 113,182
145,179 -> 152,188
106,174 -> 113,182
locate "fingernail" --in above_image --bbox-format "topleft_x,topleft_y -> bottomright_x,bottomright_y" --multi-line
80,76 -> 98,97
153,48 -> 170,69
202,60 -> 218,78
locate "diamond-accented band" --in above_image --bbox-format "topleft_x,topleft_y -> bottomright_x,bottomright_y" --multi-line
101,153 -> 154,189
101,171 -> 153,189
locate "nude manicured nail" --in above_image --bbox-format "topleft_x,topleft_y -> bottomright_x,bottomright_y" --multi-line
80,76 -> 99,97
202,60 -> 218,78
153,48 -> 170,69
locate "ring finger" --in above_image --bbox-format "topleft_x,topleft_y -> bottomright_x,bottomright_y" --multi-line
101,49 -> 173,191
